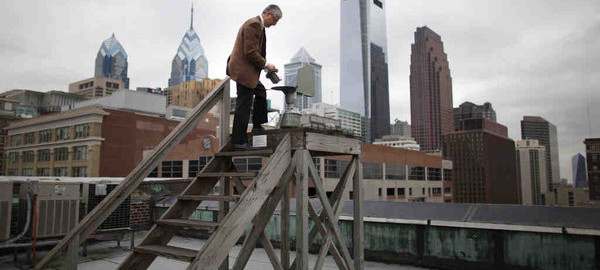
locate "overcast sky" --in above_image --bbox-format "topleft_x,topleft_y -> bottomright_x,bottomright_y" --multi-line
1,0 -> 599,181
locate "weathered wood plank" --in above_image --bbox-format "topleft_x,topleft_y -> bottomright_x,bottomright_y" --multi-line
186,134 -> 292,270
296,150 -> 309,270
34,77 -> 231,270
65,233 -> 78,270
218,171 -> 231,270
156,219 -> 219,229
215,149 -> 273,157
281,170 -> 291,269
305,132 -> 361,155
134,245 -> 198,262
178,195 -> 240,202
232,152 -> 298,270
308,203 -> 347,270
352,155 -> 364,270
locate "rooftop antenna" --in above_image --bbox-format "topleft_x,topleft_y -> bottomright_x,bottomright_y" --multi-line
190,2 -> 194,29
588,100 -> 592,138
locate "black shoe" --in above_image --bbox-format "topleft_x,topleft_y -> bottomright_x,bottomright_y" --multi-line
252,125 -> 265,134
233,143 -> 250,151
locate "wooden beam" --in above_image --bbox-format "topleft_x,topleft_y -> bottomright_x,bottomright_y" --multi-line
352,155 -> 364,270
305,151 -> 355,270
281,168 -> 291,269
186,134 -> 292,270
305,132 -> 361,155
218,171 -> 231,270
232,152 -> 298,270
295,150 -> 309,270
34,77 -> 231,270
308,202 -> 347,270
65,234 -> 79,270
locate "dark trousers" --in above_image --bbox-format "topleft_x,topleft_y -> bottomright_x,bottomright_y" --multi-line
232,81 -> 268,144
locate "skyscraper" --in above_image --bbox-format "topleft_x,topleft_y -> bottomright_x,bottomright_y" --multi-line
516,140 -> 548,205
584,138 -> 600,200
168,5 -> 209,87
390,118 -> 411,137
521,116 -> 560,192
95,33 -> 129,89
443,118 -> 519,204
340,0 -> 390,142
284,47 -> 322,110
410,26 -> 454,153
572,153 -> 587,188
454,101 -> 496,131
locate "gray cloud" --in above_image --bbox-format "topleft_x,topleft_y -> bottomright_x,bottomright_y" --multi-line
0,0 -> 599,180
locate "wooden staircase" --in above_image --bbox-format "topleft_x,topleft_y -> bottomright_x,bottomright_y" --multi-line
119,134 -> 292,270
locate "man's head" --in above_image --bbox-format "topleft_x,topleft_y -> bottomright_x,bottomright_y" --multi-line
262,4 -> 282,28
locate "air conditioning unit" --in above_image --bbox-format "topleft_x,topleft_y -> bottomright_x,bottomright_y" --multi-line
0,181 -> 12,241
82,182 -> 130,230
19,180 -> 80,238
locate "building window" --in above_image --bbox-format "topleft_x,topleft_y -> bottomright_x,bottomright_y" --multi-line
37,168 -> 50,176
39,129 -> 52,143
443,169 -> 452,182
8,169 -> 19,176
397,188 -> 405,196
9,152 -> 19,164
409,188 -> 413,196
22,168 -> 33,176
37,149 -> 51,162
378,188 -> 382,197
373,0 -> 383,9
74,124 -> 90,139
568,191 -> 574,206
162,160 -> 183,177
312,157 -> 321,176
234,157 -> 263,172
189,156 -> 213,177
362,162 -> 382,179
444,187 -> 451,194
433,188 -> 442,195
324,159 -> 349,178
54,167 -> 68,176
10,135 -> 22,147
24,132 -> 35,145
408,166 -> 425,180
386,163 -> 406,180
72,166 -> 87,177
73,146 -> 89,160
55,126 -> 71,141
427,168 -> 442,181
54,147 -> 69,161
22,151 -> 34,163
147,167 -> 158,177
386,188 -> 394,196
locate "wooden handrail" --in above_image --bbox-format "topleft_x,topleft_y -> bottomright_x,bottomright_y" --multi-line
35,77 -> 231,270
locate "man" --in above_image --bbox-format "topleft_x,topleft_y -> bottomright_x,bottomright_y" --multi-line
227,4 -> 282,150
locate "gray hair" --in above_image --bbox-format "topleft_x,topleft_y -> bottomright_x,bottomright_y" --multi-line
262,4 -> 282,17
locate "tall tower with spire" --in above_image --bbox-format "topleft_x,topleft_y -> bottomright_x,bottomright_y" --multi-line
95,33 -> 129,88
168,4 -> 209,87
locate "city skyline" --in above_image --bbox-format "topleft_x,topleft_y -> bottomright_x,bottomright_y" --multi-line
0,0 -> 598,179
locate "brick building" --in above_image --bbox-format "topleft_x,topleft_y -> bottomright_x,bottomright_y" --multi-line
68,77 -> 125,99
584,138 -> 600,200
443,118 -> 519,204
4,106 -> 220,177
165,79 -> 222,109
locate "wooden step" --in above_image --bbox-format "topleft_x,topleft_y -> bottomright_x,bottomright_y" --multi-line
197,172 -> 257,178
134,245 -> 198,262
157,219 -> 220,230
178,194 -> 241,202
215,149 -> 274,157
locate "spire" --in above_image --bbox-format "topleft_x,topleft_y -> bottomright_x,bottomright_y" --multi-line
190,3 -> 194,29
112,32 -> 115,38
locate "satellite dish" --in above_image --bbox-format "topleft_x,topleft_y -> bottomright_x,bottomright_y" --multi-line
296,66 -> 315,97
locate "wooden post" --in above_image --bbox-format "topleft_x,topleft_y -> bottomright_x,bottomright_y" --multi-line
281,167 -> 290,269
352,155 -> 364,270
295,150 -> 309,270
218,176 -> 231,270
65,234 -> 79,270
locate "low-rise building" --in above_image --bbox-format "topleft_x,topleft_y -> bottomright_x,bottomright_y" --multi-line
165,79 -> 222,109
584,138 -> 600,200
546,186 -> 591,207
68,77 -> 124,99
303,102 -> 362,138
373,135 -> 420,151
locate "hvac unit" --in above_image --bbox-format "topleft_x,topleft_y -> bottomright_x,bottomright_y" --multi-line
0,181 -> 12,241
19,181 -> 80,238
83,183 -> 130,230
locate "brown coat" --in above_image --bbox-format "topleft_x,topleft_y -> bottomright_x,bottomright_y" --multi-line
227,16 -> 266,89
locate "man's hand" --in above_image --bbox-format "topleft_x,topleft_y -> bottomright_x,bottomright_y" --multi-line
265,63 -> 277,73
